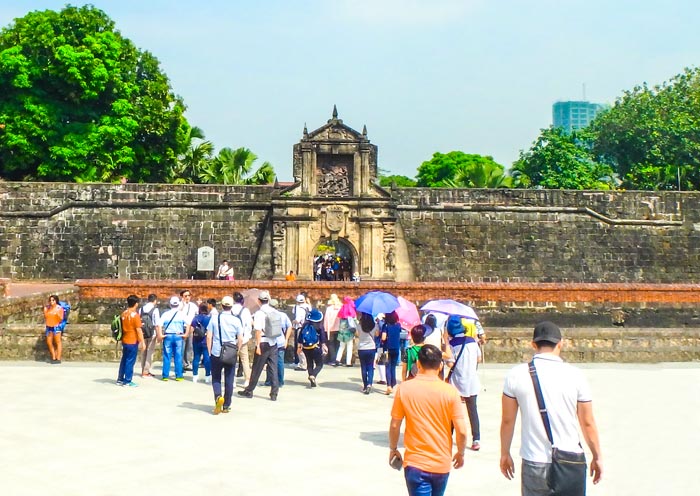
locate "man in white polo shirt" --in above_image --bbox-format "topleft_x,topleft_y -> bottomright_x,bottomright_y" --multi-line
499,321 -> 602,496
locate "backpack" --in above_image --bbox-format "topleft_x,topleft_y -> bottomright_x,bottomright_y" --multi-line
111,314 -> 123,341
262,307 -> 283,340
405,345 -> 422,380
139,306 -> 156,339
55,301 -> 71,332
300,322 -> 319,348
192,318 -> 207,339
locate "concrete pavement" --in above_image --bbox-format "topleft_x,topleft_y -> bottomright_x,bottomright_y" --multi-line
1,360 -> 698,495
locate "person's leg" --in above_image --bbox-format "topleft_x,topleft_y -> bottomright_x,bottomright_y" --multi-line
174,336 -> 184,379
335,340 -> 346,364
521,460 -> 551,496
311,347 -> 324,377
244,347 -> 265,393
210,354 -> 223,400
296,329 -> 307,369
238,343 -> 251,385
46,330 -> 56,360
117,344 -> 127,382
465,395 -> 480,442
54,332 -> 62,361
277,348 -> 285,386
303,348 -> 314,379
141,336 -> 156,375
346,338 -> 353,366
183,334 -> 193,369
202,346 -> 211,378
222,362 -> 235,408
386,350 -> 398,388
358,349 -> 372,388
161,336 -> 172,379
266,344 -> 279,398
123,344 -> 138,383
427,471 -> 450,496
192,341 -> 202,379
404,466 -> 432,496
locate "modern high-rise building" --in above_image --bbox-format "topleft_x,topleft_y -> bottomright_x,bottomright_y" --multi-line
552,101 -> 605,133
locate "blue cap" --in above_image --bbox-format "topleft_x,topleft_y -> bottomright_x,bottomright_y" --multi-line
446,315 -> 465,336
307,308 -> 323,322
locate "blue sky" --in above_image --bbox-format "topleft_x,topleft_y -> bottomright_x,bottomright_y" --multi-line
2,1 -> 699,180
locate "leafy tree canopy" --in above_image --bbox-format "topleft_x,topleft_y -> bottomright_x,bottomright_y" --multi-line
377,169 -> 417,187
199,147 -> 274,185
591,67 -> 700,190
511,127 -> 615,190
416,151 -> 510,188
0,5 -> 189,182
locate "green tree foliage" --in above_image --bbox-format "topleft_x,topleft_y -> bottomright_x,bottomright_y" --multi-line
511,127 -> 615,189
171,127 -> 213,184
0,6 -> 189,182
199,147 -> 275,185
591,67 -> 700,190
416,151 -> 510,188
378,174 -> 417,187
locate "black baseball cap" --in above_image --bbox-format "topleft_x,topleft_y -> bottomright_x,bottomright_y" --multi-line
532,321 -> 562,344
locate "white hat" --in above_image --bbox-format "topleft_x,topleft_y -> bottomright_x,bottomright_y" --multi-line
221,296 -> 234,307
169,296 -> 180,307
258,290 -> 271,301
296,294 -> 305,303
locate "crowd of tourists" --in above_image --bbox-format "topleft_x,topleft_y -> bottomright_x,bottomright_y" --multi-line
44,289 -> 602,496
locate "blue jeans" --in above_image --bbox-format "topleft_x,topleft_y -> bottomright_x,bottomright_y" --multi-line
404,466 -> 450,496
386,349 -> 400,387
358,349 -> 375,388
210,354 -> 236,408
117,343 -> 138,383
265,348 -> 285,386
193,339 -> 211,377
162,334 -> 184,379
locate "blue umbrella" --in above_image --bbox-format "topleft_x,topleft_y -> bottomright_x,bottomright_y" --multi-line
355,291 -> 400,316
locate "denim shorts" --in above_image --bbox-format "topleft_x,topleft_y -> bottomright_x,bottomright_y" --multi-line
45,326 -> 62,336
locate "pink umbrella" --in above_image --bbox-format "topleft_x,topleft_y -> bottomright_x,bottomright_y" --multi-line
395,296 -> 420,330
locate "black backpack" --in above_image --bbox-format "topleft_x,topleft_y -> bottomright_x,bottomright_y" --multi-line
192,318 -> 207,339
139,306 -> 156,339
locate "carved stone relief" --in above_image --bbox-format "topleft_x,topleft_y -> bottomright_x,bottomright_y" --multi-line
317,164 -> 350,196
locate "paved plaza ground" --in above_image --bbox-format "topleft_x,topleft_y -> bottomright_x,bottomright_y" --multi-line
2,360 -> 698,496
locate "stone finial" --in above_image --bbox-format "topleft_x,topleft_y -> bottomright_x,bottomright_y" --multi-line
362,125 -> 367,137
332,104 -> 338,119
303,123 -> 308,138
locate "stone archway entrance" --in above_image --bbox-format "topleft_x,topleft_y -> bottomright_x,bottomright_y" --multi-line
313,238 -> 356,281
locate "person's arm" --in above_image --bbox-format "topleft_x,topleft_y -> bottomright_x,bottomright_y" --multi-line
401,361 -> 407,381
388,417 -> 403,466
500,394 -> 518,480
206,324 -> 213,355
577,401 -> 603,484
452,416 -> 468,468
136,326 -> 145,351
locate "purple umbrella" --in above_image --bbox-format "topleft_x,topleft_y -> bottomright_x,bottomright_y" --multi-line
420,299 -> 479,320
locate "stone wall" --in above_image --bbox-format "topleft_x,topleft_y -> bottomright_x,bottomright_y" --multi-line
0,182 -> 274,280
393,188 -> 699,283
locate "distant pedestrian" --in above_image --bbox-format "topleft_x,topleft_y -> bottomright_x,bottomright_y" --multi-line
381,311 -> 402,395
43,294 -> 64,364
139,293 -> 160,377
157,296 -> 190,381
324,293 -> 342,363
500,321 -> 603,496
179,289 -> 198,372
297,308 -> 327,387
401,325 -> 426,381
238,290 -> 282,401
292,294 -> 311,371
334,296 -> 357,367
216,260 -> 234,280
231,292 -> 253,387
356,312 -> 377,394
190,303 -> 212,384
206,296 -> 243,414
389,344 -> 467,496
285,270 -> 296,281
265,299 -> 292,388
445,315 -> 482,451
116,294 -> 145,387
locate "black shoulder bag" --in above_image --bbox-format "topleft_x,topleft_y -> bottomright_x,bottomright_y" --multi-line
217,314 -> 238,366
529,359 -> 587,496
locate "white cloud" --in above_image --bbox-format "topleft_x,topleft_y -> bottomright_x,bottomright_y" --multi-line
327,0 -> 481,26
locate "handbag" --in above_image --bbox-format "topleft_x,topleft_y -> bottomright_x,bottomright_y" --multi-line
218,314 -> 238,366
529,360 -> 587,496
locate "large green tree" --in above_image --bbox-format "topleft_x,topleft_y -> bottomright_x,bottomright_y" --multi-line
0,5 -> 189,182
199,147 -> 275,185
511,127 -> 615,189
416,152 -> 510,187
591,67 -> 700,190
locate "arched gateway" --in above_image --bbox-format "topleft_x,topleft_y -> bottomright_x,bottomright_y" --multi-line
268,106 -> 412,281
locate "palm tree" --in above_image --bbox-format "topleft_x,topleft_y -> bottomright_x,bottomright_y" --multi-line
199,147 -> 275,185
172,126 -> 213,184
443,161 -> 513,188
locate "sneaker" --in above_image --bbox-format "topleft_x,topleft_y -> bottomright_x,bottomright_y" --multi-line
331,361 -> 340,367
364,385 -> 372,395
309,376 -> 317,387
192,375 -> 199,383
237,390 -> 253,398
222,407 -> 231,413
125,381 -> 139,388
116,380 -> 124,386
471,442 -> 481,451
205,376 -> 212,384
385,387 -> 393,395
377,380 -> 387,385
294,366 -> 306,371
162,377 -> 169,382
270,394 -> 277,402
141,372 -> 154,378
213,395 -> 224,415
175,378 -> 184,382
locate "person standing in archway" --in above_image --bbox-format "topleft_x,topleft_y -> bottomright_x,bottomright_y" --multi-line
43,295 -> 64,364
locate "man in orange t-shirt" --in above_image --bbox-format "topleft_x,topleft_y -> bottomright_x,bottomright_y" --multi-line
117,294 -> 145,387
389,344 -> 467,496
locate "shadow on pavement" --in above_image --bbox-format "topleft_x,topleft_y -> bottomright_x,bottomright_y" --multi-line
93,378 -> 118,385
178,401 -> 214,414
359,430 -> 400,448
